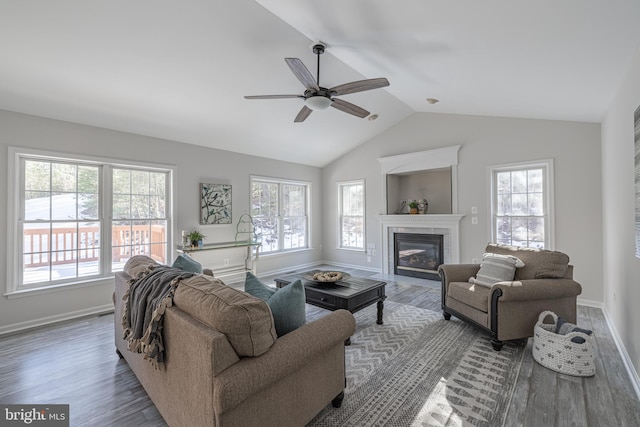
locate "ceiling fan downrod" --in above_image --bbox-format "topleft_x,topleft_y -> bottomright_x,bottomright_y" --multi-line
312,43 -> 325,86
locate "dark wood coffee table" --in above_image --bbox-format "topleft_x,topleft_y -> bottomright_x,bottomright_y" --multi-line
274,270 -> 387,325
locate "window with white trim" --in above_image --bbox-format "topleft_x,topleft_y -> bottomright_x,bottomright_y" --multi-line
338,180 -> 365,250
250,176 -> 309,254
490,159 -> 554,249
8,148 -> 173,293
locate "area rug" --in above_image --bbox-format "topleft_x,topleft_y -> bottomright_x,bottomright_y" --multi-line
308,301 -> 526,427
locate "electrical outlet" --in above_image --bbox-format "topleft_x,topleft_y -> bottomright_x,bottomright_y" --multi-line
367,256 -> 372,263
472,216 -> 478,225
471,206 -> 478,214
223,258 -> 229,266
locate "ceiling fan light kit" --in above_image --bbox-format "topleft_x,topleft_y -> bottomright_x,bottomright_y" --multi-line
245,43 -> 389,122
306,95 -> 332,110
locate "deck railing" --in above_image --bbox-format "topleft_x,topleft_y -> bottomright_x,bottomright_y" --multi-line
23,225 -> 166,267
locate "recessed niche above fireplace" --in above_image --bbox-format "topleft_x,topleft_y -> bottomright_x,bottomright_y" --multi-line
378,145 -> 460,215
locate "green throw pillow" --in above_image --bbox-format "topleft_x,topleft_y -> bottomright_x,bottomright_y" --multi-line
244,272 -> 306,336
171,254 -> 203,274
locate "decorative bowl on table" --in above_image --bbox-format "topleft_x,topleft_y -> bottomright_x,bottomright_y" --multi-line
302,271 -> 350,283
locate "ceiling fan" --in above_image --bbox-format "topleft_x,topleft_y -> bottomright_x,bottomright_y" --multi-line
244,43 -> 390,123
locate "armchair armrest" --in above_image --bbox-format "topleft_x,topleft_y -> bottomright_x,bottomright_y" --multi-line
492,279 -> 582,302
213,309 -> 356,414
438,264 -> 481,285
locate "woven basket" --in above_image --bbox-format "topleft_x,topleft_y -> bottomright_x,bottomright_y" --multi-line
532,311 -> 595,377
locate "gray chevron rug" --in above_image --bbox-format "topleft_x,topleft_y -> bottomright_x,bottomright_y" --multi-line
308,301 -> 526,427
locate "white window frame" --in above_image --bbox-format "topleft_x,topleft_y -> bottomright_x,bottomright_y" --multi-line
489,159 -> 555,249
6,147 -> 176,297
250,176 -> 311,255
337,179 -> 366,251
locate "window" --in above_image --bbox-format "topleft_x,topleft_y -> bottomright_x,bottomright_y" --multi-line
338,180 -> 365,250
7,148 -> 173,294
251,177 -> 309,254
490,159 -> 554,249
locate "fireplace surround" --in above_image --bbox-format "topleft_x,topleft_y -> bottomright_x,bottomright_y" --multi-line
380,214 -> 464,277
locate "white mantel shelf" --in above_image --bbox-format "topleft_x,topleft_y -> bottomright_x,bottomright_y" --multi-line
379,214 -> 465,224
380,214 -> 465,276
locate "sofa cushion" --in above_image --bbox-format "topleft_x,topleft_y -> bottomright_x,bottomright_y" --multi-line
173,275 -> 277,357
469,252 -> 524,287
171,253 -> 203,274
486,243 -> 569,279
244,272 -> 306,336
448,281 -> 491,313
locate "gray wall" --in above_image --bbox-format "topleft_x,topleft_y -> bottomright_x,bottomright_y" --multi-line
322,112 -> 603,303
0,110 -> 322,332
601,46 -> 640,379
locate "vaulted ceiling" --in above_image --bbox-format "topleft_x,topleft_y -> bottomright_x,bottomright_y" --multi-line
1,1 -> 639,167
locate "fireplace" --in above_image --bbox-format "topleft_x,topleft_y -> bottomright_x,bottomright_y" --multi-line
394,233 -> 444,281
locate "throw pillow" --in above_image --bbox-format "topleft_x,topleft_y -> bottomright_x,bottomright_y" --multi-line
469,252 -> 525,287
244,272 -> 306,336
172,253 -> 203,274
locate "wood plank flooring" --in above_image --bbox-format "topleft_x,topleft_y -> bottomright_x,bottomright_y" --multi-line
1,266 -> 639,426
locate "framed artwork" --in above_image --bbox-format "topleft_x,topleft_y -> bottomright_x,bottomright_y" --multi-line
635,104 -> 640,258
200,183 -> 232,225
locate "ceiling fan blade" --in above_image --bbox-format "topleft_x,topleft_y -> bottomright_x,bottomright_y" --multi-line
244,94 -> 303,99
330,78 -> 390,96
285,58 -> 319,91
294,106 -> 312,123
331,98 -> 370,118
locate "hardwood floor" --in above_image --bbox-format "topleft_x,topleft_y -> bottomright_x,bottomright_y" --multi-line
1,266 -> 639,426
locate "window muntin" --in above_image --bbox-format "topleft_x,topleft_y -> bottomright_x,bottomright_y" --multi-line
11,150 -> 172,292
339,180 -> 365,250
491,160 -> 553,249
251,177 -> 309,254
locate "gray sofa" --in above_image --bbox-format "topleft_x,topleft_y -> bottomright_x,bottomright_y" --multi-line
113,255 -> 355,426
438,243 -> 582,350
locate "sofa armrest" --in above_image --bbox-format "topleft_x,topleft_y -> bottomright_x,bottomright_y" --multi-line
438,264 -> 481,286
213,309 -> 356,414
492,279 -> 582,302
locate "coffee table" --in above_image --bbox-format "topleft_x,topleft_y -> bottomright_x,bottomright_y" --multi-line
274,270 -> 387,325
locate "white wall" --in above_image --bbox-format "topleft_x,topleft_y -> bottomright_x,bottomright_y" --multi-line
323,112 -> 603,303
0,110 -> 322,332
601,45 -> 640,377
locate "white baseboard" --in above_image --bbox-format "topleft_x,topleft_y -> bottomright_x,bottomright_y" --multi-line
577,297 -> 603,308
0,304 -> 114,336
318,260 -> 382,274
601,306 -> 640,402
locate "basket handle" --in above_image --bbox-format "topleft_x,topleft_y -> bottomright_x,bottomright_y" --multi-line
564,331 -> 592,343
537,310 -> 558,325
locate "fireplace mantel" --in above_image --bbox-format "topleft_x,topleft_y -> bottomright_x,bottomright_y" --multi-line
380,214 -> 464,276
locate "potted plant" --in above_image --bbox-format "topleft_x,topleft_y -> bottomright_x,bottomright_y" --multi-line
187,230 -> 205,248
408,201 -> 419,214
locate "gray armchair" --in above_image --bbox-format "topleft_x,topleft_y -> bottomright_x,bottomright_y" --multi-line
438,243 -> 582,350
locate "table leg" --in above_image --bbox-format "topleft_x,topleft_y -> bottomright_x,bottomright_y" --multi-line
376,298 -> 385,325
